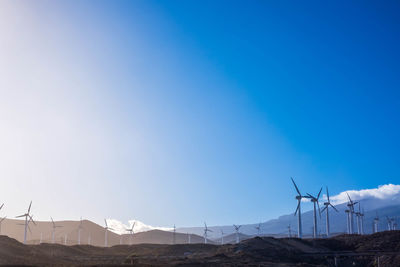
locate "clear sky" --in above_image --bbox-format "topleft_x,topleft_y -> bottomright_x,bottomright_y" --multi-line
0,0 -> 399,227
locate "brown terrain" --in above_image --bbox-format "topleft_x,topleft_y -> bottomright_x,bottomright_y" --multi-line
0,230 -> 399,266
0,219 -> 206,246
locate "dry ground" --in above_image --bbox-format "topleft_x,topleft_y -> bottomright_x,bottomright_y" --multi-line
0,231 -> 399,266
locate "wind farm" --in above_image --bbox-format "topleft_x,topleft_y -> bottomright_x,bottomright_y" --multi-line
1,0 -> 400,265
0,180 -> 398,266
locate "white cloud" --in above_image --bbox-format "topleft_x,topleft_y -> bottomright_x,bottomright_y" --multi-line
328,184 -> 400,205
106,219 -> 173,235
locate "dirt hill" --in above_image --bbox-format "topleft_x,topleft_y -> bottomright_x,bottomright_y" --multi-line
0,230 -> 399,266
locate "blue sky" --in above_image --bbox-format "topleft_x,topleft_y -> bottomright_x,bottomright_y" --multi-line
0,0 -> 399,227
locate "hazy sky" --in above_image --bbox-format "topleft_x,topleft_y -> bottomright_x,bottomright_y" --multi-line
0,0 -> 399,227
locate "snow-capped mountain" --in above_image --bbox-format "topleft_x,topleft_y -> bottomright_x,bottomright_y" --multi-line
105,219 -> 173,235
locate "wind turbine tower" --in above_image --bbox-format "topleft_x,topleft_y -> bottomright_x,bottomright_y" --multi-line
173,224 -> 176,245
355,204 -> 361,234
220,229 -> 224,245
288,224 -> 292,238
104,219 -> 114,247
306,187 -> 322,239
321,187 -> 338,238
51,217 -> 63,244
359,208 -> 365,235
233,224 -> 242,244
291,177 -> 307,238
386,216 -> 392,231
345,209 -> 350,234
16,201 -> 35,244
346,193 -> 358,234
373,213 -> 379,233
125,222 -> 135,245
78,217 -> 84,245
392,218 -> 397,230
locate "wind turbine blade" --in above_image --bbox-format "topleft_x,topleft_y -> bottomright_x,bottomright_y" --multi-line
104,219 -> 108,227
0,216 -> 6,222
290,177 -> 301,195
28,225 -> 32,234
317,187 -> 322,199
15,214 -> 26,218
317,200 -> 321,218
28,201 -> 32,213
330,203 -> 339,212
306,193 -> 314,199
346,192 -> 352,203
321,206 -> 327,213
0,203 -> 4,210
294,201 -> 300,215
29,215 -> 36,226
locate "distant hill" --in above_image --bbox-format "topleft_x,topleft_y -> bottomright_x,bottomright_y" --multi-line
0,219 -> 208,246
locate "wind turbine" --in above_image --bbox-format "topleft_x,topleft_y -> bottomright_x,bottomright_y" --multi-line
233,224 -> 242,244
291,177 -> 307,238
255,223 -> 261,236
187,233 -> 191,244
125,221 -> 135,245
104,219 -> 114,247
373,212 -> 379,233
321,187 -> 338,238
346,193 -> 358,234
16,201 -> 36,244
386,216 -> 392,231
78,217 -> 84,245
203,222 -> 212,244
51,217 -> 63,243
173,224 -> 176,245
306,187 -> 322,239
288,224 -> 292,238
359,207 -> 365,235
392,218 -> 397,230
0,216 -> 6,235
220,229 -> 224,245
